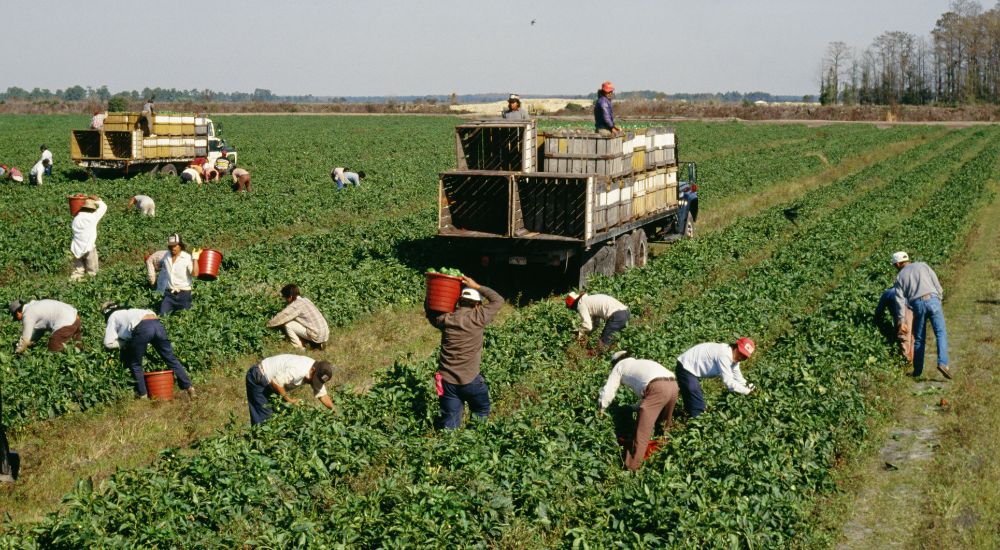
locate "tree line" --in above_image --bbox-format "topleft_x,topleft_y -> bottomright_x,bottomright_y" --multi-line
820,0 -> 1000,105
0,86 -> 326,104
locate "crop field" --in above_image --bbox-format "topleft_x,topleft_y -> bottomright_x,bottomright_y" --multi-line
0,114 -> 995,547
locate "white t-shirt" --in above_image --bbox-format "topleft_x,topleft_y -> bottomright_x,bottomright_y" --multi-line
260,354 -> 328,398
134,195 -> 155,215
41,149 -> 53,164
70,200 -> 108,258
161,251 -> 194,291
676,342 -> 751,394
30,159 -> 46,177
103,309 -> 156,349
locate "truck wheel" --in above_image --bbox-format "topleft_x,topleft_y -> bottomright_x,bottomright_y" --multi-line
577,242 -> 616,287
146,164 -> 159,176
615,236 -> 634,273
632,229 -> 648,267
597,244 -> 616,277
159,164 -> 177,177
683,212 -> 695,239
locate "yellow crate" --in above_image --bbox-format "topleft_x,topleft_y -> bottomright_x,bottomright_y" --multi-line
632,148 -> 646,172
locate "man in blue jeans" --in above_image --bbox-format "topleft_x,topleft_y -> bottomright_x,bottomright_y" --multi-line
891,251 -> 952,379
425,276 -> 504,429
101,302 -> 195,399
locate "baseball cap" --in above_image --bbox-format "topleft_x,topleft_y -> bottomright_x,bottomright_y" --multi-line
312,360 -> 334,384
610,350 -> 629,364
100,301 -> 122,319
508,93 -> 520,102
601,81 -> 614,93
460,288 -> 482,302
891,251 -> 910,265
565,292 -> 580,308
735,337 -> 756,358
167,233 -> 183,246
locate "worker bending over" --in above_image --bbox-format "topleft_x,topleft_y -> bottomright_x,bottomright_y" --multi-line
102,302 -> 194,399
891,251 -> 951,379
267,284 -> 330,350
565,292 -> 630,351
9,299 -> 82,353
231,167 -> 251,192
675,338 -> 757,418
245,354 -> 335,425
128,195 -> 156,217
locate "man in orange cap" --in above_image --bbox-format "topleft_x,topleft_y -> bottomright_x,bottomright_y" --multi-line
594,81 -> 622,136
674,338 -> 757,417
565,291 -> 629,352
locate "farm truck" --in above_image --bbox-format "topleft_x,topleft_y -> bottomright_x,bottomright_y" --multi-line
437,119 -> 699,287
70,113 -> 237,177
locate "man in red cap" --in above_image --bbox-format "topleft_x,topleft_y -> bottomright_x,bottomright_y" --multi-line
594,81 -> 621,136
565,291 -> 629,352
674,338 -> 757,417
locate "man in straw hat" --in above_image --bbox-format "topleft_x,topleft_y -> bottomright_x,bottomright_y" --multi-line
891,251 -> 952,379
244,354 -> 336,425
674,338 -> 758,418
69,195 -> 107,281
101,301 -> 194,399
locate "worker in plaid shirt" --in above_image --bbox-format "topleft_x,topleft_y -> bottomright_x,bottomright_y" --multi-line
266,284 -> 330,350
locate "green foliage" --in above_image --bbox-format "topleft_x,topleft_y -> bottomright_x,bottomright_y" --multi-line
106,96 -> 128,112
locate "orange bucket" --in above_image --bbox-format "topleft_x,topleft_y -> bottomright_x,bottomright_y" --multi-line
144,370 -> 174,401
425,272 -> 463,313
67,194 -> 88,216
197,249 -> 223,280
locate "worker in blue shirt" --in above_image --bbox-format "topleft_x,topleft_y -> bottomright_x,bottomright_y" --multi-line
594,81 -> 622,136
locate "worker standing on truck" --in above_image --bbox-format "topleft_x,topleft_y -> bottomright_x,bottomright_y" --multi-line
675,338 -> 757,418
128,195 -> 156,217
39,145 -> 53,176
90,109 -> 107,130
101,302 -> 194,399
565,291 -> 630,352
245,355 -> 335,425
331,167 -> 364,190
70,195 -> 107,281
267,284 -> 330,350
891,251 -> 952,379
875,286 -> 914,363
425,276 -> 504,429
139,97 -> 155,136
502,94 -> 529,120
9,299 -> 83,353
29,159 -> 49,185
598,351 -> 679,471
158,234 -> 201,316
231,167 -> 251,192
594,81 -> 622,136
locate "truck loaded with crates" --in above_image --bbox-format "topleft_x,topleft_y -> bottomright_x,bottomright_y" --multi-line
437,119 -> 698,287
70,113 -> 236,177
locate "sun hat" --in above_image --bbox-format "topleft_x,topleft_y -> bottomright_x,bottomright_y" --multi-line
891,251 -> 910,265
460,288 -> 482,302
167,233 -> 183,247
565,292 -> 580,308
735,337 -> 756,358
601,81 -> 614,93
80,198 -> 99,210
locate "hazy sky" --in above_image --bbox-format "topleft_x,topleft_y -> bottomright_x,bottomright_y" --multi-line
3,0 -> 956,97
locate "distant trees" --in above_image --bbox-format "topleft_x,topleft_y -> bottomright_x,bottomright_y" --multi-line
0,85 -> 321,104
820,0 -> 1000,105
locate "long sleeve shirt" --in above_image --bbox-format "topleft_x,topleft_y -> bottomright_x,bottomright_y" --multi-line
875,287 -> 904,321
70,200 -> 107,258
17,300 -> 78,352
893,262 -> 944,323
259,354 -> 328,398
161,251 -> 194,292
598,358 -> 675,410
426,286 -> 504,385
104,309 -> 156,349
594,96 -> 614,131
146,250 -> 169,290
677,342 -> 752,394
30,160 -> 46,183
576,293 -> 628,335
267,297 -> 330,343
133,195 -> 155,216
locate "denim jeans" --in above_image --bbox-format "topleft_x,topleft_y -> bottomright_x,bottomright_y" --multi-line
246,364 -> 275,425
675,362 -> 706,418
910,295 -> 949,376
336,172 -> 360,190
123,319 -> 192,396
159,290 -> 192,316
599,310 -> 630,346
439,374 -> 491,429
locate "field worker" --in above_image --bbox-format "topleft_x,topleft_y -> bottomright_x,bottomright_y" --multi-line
0,416 -> 11,482
157,234 -> 201,316
139,97 -> 155,135
101,301 -> 194,399
331,167 -> 364,190
598,351 -> 679,471
180,165 -> 203,185
145,249 -> 168,292
502,93 -> 529,120
267,284 -> 330,350
203,163 -> 220,182
675,338 -> 757,418
425,276 -> 504,429
245,354 -> 335,425
39,145 -> 53,176
594,81 -> 622,136
9,299 -> 83,353
565,291 -> 630,351
891,251 -> 952,379
214,151 -> 232,178
29,159 -> 49,185
875,286 -> 914,363
6,167 -> 23,183
90,109 -> 107,130
70,195 -> 107,281
231,167 -> 251,192
127,194 -> 156,216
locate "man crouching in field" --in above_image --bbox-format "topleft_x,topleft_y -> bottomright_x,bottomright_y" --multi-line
245,354 -> 334,425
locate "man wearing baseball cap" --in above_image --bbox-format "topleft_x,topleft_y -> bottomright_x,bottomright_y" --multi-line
245,354 -> 335,425
891,251 -> 951,379
425,275 -> 504,429
675,338 -> 757,418
157,233 -> 201,316
502,93 -> 529,120
598,351 -> 679,471
565,291 -> 629,352
594,81 -> 621,136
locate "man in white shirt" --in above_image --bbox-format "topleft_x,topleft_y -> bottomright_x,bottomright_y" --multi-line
39,144 -> 53,176
102,302 -> 194,399
245,354 -> 335,425
566,292 -> 630,350
128,195 -> 155,217
70,196 -> 107,281
180,166 -> 203,185
675,338 -> 757,418
29,159 -> 49,185
598,351 -> 679,471
158,233 -> 201,315
9,299 -> 82,353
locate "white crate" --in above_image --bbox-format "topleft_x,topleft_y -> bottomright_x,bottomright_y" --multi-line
181,116 -> 195,124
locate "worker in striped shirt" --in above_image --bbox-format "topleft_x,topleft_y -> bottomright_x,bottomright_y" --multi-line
214,151 -> 232,178
266,284 -> 330,350
565,292 -> 630,351
598,351 -> 679,471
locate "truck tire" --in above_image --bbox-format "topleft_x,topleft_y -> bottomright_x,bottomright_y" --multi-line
577,242 -> 616,288
615,236 -> 635,273
146,164 -> 160,176
683,212 -> 695,239
159,164 -> 177,177
632,229 -> 648,267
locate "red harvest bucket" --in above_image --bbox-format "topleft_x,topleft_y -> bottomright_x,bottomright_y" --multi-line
197,249 -> 223,280
144,370 -> 175,401
425,272 -> 463,313
67,194 -> 88,216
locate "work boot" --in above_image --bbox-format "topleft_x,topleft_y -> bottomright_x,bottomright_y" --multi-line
185,387 -> 196,399
936,364 -> 953,380
0,473 -> 14,483
135,394 -> 149,400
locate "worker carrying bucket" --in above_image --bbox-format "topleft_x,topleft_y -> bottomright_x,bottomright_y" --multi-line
424,276 -> 504,429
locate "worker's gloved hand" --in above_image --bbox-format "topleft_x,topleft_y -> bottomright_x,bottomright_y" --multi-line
192,248 -> 203,260
747,383 -> 757,393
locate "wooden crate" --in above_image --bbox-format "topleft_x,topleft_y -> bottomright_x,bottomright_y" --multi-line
71,130 -> 102,159
511,173 -> 592,240
439,171 -> 513,237
101,131 -> 135,160
455,120 -> 536,172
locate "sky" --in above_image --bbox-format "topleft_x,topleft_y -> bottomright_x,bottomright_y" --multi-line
2,0 -> 957,97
